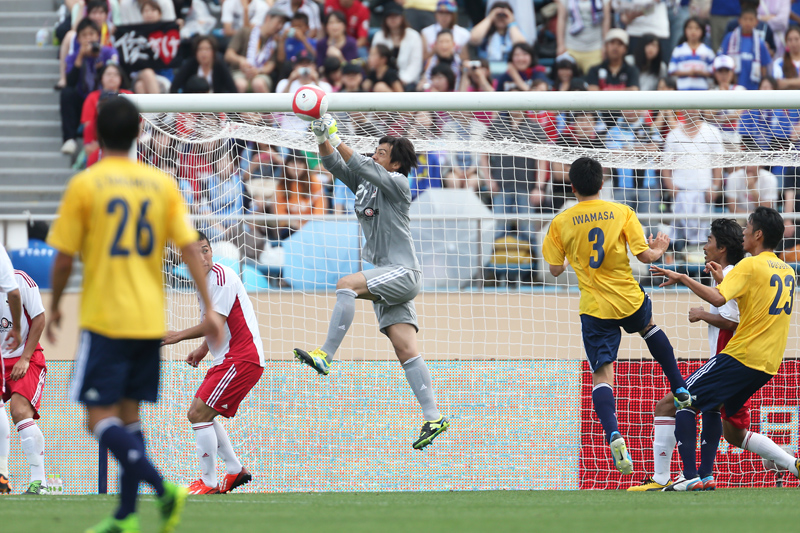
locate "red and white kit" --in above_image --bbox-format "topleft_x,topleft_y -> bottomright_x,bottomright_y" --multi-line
0,271 -> 47,418
710,265 -> 750,429
195,264 -> 265,417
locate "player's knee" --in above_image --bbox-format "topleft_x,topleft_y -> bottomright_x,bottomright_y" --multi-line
639,321 -> 657,337
336,277 -> 358,292
187,406 -> 202,424
654,394 -> 676,417
723,422 -> 746,448
9,399 -> 33,423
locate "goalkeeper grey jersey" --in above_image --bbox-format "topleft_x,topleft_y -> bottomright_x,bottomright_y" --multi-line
321,150 -> 421,271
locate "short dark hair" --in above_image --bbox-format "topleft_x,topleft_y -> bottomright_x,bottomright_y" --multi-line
436,28 -> 453,40
184,75 -> 210,93
324,10 -> 347,28
86,0 -> 109,14
508,42 -> 536,68
710,218 -> 745,265
76,18 -> 101,37
749,207 -> 784,249
569,157 -> 604,196
197,231 -> 210,245
292,12 -> 309,25
378,136 -> 417,176
740,4 -> 758,17
430,63 -> 456,91
97,96 -> 139,151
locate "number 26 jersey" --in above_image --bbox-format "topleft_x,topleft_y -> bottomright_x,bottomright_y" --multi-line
48,156 -> 197,339
542,199 -> 650,320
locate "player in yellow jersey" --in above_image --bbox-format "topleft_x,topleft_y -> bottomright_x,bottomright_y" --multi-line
542,157 -> 691,476
652,207 -> 800,491
46,97 -> 222,533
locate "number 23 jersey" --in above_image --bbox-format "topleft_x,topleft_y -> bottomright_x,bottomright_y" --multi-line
48,156 -> 197,339
542,199 -> 650,320
716,252 -> 795,375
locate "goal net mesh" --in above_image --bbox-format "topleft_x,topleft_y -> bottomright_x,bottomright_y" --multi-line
136,106 -> 800,491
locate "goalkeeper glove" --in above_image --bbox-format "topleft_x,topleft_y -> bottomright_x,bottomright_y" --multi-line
311,114 -> 341,148
311,118 -> 328,145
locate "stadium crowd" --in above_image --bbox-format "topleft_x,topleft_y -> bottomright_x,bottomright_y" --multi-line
51,0 -> 800,284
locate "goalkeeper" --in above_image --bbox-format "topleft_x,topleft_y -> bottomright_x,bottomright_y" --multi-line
293,114 -> 450,450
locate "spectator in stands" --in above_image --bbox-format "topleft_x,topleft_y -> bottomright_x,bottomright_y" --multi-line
408,143 -> 446,199
118,0 -> 175,23
661,109 -> 725,248
324,0 -> 369,48
321,56 -> 343,91
631,33 -> 667,91
494,42 -> 546,91
274,0 -> 322,39
725,165 -> 780,212
487,0 -> 536,45
469,2 -> 527,63
668,18 -> 716,90
419,29 -> 461,91
130,1 -> 173,94
725,1 -> 778,53
221,0 -> 270,38
425,63 -> 457,92
277,49 -> 334,93
207,150 -> 247,240
315,10 -> 359,67
179,0 -> 216,41
372,2 -> 424,89
791,0 -> 800,25
667,0 -> 692,59
652,76 -> 679,137
710,0 -> 742,51
586,29 -> 640,90
277,12 -> 317,64
552,110 -> 603,209
738,76 -> 799,149
340,61 -> 365,92
460,58 -> 494,92
759,0 -> 791,56
57,1 -> 113,90
81,65 -> 132,165
706,55 -> 746,144
421,0 -> 470,61
397,0 -> 436,32
60,18 -> 119,155
773,25 -> 800,87
720,5 -> 773,89
556,0 -> 611,74
225,6 -> 290,93
551,55 -> 585,91
273,154 -> 325,238
615,0 -> 670,62
171,35 -> 237,93
363,44 -> 404,92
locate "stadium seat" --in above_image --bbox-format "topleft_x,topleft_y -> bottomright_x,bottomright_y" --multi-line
9,239 -> 56,289
242,264 -> 271,292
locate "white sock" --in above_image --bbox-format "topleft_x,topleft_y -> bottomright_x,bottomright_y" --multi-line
743,431 -> 799,476
16,418 -> 45,482
652,416 -> 676,485
192,422 -> 218,487
0,404 -> 9,477
402,355 -> 441,422
213,419 -> 242,475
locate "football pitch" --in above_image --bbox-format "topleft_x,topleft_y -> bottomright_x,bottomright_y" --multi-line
3,490 -> 799,533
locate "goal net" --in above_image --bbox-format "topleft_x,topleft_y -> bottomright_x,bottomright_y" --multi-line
130,92 -> 800,492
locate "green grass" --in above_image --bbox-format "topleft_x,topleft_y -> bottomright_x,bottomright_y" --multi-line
3,490 -> 798,533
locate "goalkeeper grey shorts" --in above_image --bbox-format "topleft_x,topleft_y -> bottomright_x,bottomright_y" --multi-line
363,266 -> 421,335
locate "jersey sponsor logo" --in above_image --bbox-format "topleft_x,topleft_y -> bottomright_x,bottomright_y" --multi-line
571,211 -> 615,226
363,208 -> 378,217
0,318 -> 9,329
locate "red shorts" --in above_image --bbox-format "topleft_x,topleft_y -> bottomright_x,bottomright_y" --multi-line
721,399 -> 752,430
195,359 -> 263,418
2,350 -> 47,419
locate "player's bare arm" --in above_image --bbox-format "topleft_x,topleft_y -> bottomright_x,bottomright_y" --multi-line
186,341 -> 209,368
9,311 -> 45,381
45,251 -> 74,344
549,258 -> 569,277
163,311 -> 227,346
636,232 -> 670,264
5,288 -> 22,351
688,307 -> 737,330
650,265 -> 727,307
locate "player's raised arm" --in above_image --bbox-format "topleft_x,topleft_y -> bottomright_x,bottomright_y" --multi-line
636,232 -> 670,264
313,116 -> 359,192
649,265 -> 727,307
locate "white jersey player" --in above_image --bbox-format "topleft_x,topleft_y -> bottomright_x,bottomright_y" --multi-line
0,244 -> 24,495
162,233 -> 265,495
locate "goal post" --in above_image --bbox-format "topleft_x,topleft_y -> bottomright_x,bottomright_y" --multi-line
114,91 -> 800,492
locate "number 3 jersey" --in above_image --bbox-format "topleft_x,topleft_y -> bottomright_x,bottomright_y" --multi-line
198,263 -> 265,368
542,199 -> 650,320
48,156 -> 197,339
716,252 -> 795,375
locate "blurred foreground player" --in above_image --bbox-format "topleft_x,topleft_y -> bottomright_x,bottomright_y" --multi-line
630,219 -> 744,491
47,96 -> 222,532
542,157 -> 692,475
1,270 -> 47,495
652,207 -> 800,491
293,114 -> 449,450
0,242 -> 22,495
163,233 -> 264,495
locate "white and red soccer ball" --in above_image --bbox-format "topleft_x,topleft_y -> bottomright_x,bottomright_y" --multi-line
292,85 -> 328,122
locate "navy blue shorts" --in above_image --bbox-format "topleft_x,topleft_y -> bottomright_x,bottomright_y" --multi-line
580,294 -> 652,372
70,330 -> 161,406
685,352 -> 773,415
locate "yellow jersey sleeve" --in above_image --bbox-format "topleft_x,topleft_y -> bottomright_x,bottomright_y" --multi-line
164,177 -> 197,248
623,209 -> 649,257
717,258 -> 754,303
542,217 -> 566,266
47,176 -> 91,255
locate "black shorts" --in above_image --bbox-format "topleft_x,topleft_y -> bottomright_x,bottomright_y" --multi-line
70,330 -> 161,406
579,294 -> 652,372
685,352 -> 773,415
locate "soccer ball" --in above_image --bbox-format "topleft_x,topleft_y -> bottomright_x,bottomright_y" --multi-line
292,85 -> 328,122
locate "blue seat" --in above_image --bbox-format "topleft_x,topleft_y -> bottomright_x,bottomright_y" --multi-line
242,264 -> 271,292
9,240 -> 56,289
